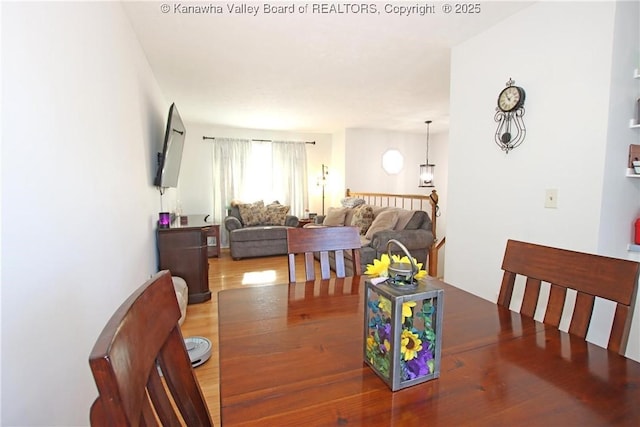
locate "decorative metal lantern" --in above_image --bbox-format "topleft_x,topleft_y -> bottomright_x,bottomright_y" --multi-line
364,277 -> 444,391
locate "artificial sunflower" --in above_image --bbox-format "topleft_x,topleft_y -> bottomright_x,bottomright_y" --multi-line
365,253 -> 391,277
366,335 -> 376,352
402,301 -> 417,323
400,329 -> 423,361
378,296 -> 392,315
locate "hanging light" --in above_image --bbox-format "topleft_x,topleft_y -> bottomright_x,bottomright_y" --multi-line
419,120 -> 435,188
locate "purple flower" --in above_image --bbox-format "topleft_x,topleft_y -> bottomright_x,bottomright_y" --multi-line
405,347 -> 434,379
377,322 -> 391,342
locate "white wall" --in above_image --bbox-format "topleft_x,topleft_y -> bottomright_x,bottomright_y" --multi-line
345,128 -> 425,194
2,2 -> 168,425
177,123 -> 333,219
446,1 -> 640,361
326,129 -> 347,210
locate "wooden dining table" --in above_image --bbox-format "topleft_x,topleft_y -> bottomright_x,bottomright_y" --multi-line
218,276 -> 640,426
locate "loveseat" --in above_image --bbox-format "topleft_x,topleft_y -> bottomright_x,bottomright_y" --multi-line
224,200 -> 299,260
311,198 -> 434,275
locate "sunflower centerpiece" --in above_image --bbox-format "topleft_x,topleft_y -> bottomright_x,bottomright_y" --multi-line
363,243 -> 444,391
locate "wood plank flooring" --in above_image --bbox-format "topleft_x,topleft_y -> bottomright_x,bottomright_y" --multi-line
179,249 -> 323,425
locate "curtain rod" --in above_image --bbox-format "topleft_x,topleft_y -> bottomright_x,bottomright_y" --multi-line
202,136 -> 315,145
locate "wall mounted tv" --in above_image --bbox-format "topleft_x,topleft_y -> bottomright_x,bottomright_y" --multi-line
154,103 -> 185,188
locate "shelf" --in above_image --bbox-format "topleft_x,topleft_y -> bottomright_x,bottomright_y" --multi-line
626,168 -> 640,177
630,119 -> 640,129
634,69 -> 640,79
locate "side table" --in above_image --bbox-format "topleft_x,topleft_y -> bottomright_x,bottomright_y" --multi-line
206,224 -> 220,257
297,218 -> 314,228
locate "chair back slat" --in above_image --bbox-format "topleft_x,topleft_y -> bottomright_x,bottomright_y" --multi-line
520,277 -> 541,317
499,239 -> 640,355
334,250 -> 346,277
89,270 -> 213,426
319,251 -> 331,279
287,226 -> 362,283
544,284 -> 566,328
147,366 -> 181,425
140,400 -> 160,426
305,253 -> 317,280
610,305 -> 630,354
569,293 -> 595,338
497,271 -> 516,307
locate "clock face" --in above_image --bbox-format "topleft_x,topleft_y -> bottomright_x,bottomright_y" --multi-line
498,86 -> 524,112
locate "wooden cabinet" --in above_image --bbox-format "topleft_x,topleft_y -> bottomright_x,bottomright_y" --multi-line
157,215 -> 215,304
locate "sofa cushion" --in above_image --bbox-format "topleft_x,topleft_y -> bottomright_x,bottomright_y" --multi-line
230,226 -> 290,242
365,210 -> 399,239
394,209 -> 418,230
323,207 -> 348,226
238,201 -> 265,226
264,203 -> 290,225
371,205 -> 389,217
350,205 -> 374,235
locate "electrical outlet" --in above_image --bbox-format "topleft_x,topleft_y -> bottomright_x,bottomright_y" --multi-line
545,189 -> 558,208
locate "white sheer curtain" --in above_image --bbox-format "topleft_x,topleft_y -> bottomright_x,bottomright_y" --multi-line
272,141 -> 308,216
211,138 -> 308,246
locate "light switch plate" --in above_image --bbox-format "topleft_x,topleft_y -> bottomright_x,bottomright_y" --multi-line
545,189 -> 558,208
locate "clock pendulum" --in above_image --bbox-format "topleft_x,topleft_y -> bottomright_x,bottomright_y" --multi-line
494,78 -> 526,153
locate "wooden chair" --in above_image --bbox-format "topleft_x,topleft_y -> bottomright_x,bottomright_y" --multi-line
498,239 -> 640,355
287,226 -> 362,283
89,270 -> 213,426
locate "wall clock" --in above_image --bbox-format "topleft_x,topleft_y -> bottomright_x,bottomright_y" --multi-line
494,78 -> 526,153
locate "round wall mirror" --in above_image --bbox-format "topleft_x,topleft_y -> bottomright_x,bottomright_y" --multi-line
382,149 -> 404,175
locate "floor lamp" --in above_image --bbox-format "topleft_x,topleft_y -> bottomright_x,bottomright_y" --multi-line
319,164 -> 328,216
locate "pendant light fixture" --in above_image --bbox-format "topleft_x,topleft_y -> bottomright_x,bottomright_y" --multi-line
419,120 -> 435,188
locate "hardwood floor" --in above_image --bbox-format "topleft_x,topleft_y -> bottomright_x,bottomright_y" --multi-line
179,249 -> 317,425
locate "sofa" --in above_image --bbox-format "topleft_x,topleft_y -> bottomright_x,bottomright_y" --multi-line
311,198 -> 434,275
224,200 -> 299,260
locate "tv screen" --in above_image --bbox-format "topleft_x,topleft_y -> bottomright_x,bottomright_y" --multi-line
154,103 -> 185,188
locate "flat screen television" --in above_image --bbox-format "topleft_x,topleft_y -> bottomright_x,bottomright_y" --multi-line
154,103 -> 185,188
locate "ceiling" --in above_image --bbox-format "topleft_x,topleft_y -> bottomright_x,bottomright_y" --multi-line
123,1 -> 533,134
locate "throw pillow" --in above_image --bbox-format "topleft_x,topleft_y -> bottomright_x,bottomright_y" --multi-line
238,201 -> 265,227
323,207 -> 349,226
395,209 -> 417,230
365,210 -> 399,240
264,203 -> 290,225
350,205 -> 374,235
